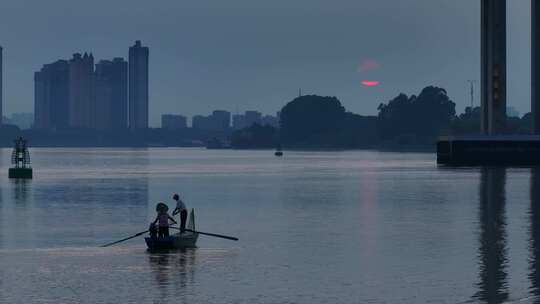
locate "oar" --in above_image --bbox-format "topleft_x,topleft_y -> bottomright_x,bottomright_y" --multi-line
101,230 -> 149,247
170,227 -> 238,241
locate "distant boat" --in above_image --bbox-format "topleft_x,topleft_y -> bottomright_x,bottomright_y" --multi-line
145,209 -> 199,250
275,143 -> 283,157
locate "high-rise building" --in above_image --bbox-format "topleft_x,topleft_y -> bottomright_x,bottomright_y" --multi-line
192,115 -> 208,130
35,51 -> 131,131
34,60 -> 70,129
69,53 -> 95,128
95,58 -> 128,130
244,111 -> 262,127
162,114 -> 187,130
212,110 -> 231,130
232,114 -> 244,130
129,40 -> 149,129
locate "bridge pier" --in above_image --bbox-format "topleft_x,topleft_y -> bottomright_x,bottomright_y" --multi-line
481,0 -> 506,135
436,1 -> 540,165
533,0 -> 540,133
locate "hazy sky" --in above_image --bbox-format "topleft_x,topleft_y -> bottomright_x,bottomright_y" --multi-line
0,0 -> 533,126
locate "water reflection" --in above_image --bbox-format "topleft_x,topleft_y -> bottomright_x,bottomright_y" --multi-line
10,179 -> 31,205
530,168 -> 540,302
148,249 -> 196,303
474,167 -> 509,303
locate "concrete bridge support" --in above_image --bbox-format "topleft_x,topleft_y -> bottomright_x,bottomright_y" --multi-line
481,0 -> 507,135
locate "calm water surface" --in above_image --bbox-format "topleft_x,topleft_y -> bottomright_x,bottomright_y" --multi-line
0,148 -> 538,303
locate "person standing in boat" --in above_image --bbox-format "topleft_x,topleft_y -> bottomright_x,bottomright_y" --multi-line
153,203 -> 177,238
172,194 -> 188,233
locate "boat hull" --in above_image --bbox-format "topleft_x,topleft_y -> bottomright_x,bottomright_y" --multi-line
145,232 -> 198,250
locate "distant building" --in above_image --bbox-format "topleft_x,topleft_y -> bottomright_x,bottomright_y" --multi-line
129,40 -> 149,129
0,45 -> 3,125
192,115 -> 208,130
34,60 -> 70,129
34,46 -> 133,131
7,113 -> 33,130
211,110 -> 231,130
69,53 -> 95,128
192,110 -> 231,131
244,111 -> 262,126
261,115 -> 279,128
95,58 -> 128,130
232,114 -> 244,130
232,111 -> 262,129
162,114 -> 187,130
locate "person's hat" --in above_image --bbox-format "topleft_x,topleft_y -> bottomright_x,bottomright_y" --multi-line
156,202 -> 168,213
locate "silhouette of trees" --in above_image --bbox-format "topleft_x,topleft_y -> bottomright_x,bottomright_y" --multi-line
377,86 -> 456,141
451,107 -> 532,135
231,123 -> 278,149
20,84 -> 540,149
279,95 -> 377,148
337,112 -> 378,147
451,106 -> 481,135
522,112 -> 533,132
280,95 -> 345,146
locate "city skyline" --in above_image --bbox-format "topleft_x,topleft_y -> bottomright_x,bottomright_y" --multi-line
34,45 -> 134,131
31,38 -> 281,131
21,108 -> 280,130
15,38 -> 290,130
1,0 -> 536,127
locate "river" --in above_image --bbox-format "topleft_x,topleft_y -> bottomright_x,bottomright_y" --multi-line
0,148 -> 537,303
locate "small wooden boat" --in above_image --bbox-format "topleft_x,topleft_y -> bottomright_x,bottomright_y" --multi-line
145,209 -> 199,250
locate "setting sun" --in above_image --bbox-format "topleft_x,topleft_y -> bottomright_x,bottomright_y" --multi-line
361,80 -> 380,87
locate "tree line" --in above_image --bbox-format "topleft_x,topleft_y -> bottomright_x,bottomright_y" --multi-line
231,86 -> 534,149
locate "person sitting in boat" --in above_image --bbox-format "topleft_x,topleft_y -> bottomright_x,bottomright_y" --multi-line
148,223 -> 158,239
152,203 -> 177,238
172,194 -> 188,233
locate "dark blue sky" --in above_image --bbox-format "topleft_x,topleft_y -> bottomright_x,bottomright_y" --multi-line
0,0 -> 532,126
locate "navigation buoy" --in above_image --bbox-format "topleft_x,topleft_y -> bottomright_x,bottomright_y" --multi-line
8,137 -> 33,179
